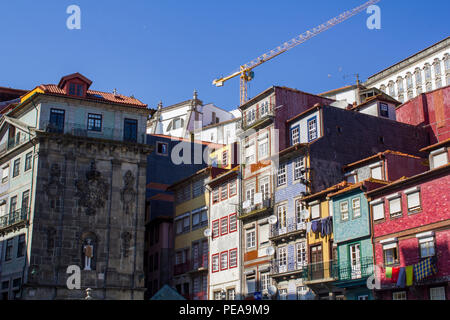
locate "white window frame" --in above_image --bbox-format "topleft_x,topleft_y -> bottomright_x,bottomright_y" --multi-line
352,198 -> 361,218
293,157 -> 305,181
246,229 -> 256,249
340,201 -> 349,221
277,164 -> 287,186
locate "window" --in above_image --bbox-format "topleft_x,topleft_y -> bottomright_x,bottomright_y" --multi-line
2,165 -> 9,183
431,150 -> 448,168
307,117 -> 318,141
383,244 -> 399,266
311,203 -> 320,220
415,69 -> 423,85
370,165 -> 383,180
212,188 -> 220,204
246,109 -> 256,124
220,251 -> 228,270
278,246 -> 287,269
229,214 -> 237,233
279,289 -> 288,300
76,84 -> 84,96
175,219 -> 183,235
229,180 -> 237,197
193,180 -> 204,198
419,237 -> 435,258
389,196 -> 402,218
246,230 -> 256,249
156,142 -> 168,155
277,205 -> 287,228
430,287 -> 446,300
296,242 -> 307,267
200,209 -> 208,227
294,157 -> 305,181
297,286 -> 308,300
5,238 -> 13,261
393,291 -> 407,300
434,60 -> 442,77
277,164 -> 286,186
246,276 -> 256,294
222,151 -> 228,167
407,190 -> 421,213
246,185 -> 255,206
379,103 -> 389,117
22,190 -> 30,215
212,254 -> 219,272
212,220 -> 220,239
0,202 -> 6,218
260,177 -> 270,201
69,83 -> 76,95
352,198 -> 361,218
177,216 -> 189,233
24,152 -> 32,171
213,291 -> 222,300
260,100 -> 269,116
9,196 -> 17,213
295,200 -> 306,224
397,78 -> 404,93
258,139 -> 269,159
229,249 -> 238,268
260,272 -> 270,291
87,114 -> 102,132
49,108 -> 65,133
291,127 -> 300,145
220,183 -> 228,201
245,142 -> 255,165
406,73 -> 413,89
220,217 -> 228,236
227,288 -> 236,300
12,159 -> 20,178
123,119 -> 138,142
388,81 -> 395,97
424,64 -> 432,81
340,201 -> 349,221
372,201 -> 384,221
192,212 -> 201,229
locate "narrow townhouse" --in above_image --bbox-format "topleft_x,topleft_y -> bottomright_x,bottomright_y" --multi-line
208,165 -> 241,300
269,145 -> 311,300
366,140 -> 450,300
238,86 -> 332,300
169,168 -> 211,300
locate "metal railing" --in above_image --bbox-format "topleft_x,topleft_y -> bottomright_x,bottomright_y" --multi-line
271,259 -> 307,275
41,121 -> 146,144
174,260 -> 191,276
270,217 -> 306,237
0,208 -> 29,229
242,103 -> 274,128
335,257 -> 374,281
191,254 -> 208,271
302,260 -> 338,282
241,198 -> 272,216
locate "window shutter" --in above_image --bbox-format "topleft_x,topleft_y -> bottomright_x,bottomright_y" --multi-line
433,152 -> 448,168
373,203 -> 384,220
311,204 -> 320,219
389,198 -> 401,214
407,192 -> 420,210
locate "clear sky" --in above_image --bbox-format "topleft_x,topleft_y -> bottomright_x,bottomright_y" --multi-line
1,0 -> 448,111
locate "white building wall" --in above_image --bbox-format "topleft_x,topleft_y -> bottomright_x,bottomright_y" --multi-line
289,110 -> 321,144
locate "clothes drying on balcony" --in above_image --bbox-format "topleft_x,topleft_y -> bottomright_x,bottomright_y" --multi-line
414,256 -> 437,282
396,267 -> 406,288
309,217 -> 333,237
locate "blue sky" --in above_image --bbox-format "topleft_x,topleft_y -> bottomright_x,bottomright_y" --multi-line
0,0 -> 448,111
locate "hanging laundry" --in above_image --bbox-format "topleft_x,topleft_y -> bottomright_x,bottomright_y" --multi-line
306,222 -> 311,233
414,257 -> 437,282
405,266 -> 414,286
311,220 -> 319,233
396,267 -> 406,288
385,267 -> 392,279
392,267 -> 400,283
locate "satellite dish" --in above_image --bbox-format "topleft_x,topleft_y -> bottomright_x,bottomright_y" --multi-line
266,246 -> 275,256
268,285 -> 277,296
204,229 -> 212,237
268,215 -> 278,225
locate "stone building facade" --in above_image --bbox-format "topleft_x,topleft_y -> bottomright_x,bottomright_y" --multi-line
0,73 -> 152,300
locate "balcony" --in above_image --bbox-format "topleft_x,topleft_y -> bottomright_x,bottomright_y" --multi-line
0,209 -> 29,234
334,257 -> 374,284
270,218 -> 306,241
302,260 -> 338,284
239,198 -> 273,220
189,255 -> 208,273
242,103 -> 275,130
271,259 -> 307,278
41,121 -> 146,144
173,260 -> 191,276
0,136 -> 30,157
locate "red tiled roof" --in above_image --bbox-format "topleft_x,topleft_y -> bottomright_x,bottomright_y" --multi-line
38,84 -> 148,108
343,150 -> 421,170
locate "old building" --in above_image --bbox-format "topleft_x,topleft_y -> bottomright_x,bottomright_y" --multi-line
366,140 -> 450,300
0,73 -> 152,300
169,167 -> 211,300
208,165 -> 241,300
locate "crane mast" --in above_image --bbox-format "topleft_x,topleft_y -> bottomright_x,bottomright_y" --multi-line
212,0 -> 380,105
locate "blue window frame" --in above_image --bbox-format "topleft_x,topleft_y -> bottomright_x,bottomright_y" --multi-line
87,113 -> 102,132
307,116 -> 318,142
124,118 -> 138,142
290,125 -> 300,146
49,108 -> 65,133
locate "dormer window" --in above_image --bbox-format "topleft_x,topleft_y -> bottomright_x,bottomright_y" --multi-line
68,83 -> 84,97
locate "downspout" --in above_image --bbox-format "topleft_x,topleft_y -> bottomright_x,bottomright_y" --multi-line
21,100 -> 39,298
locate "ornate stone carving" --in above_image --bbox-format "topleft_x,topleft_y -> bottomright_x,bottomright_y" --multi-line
121,232 -> 132,258
43,164 -> 63,198
121,170 -> 136,215
75,161 -> 109,216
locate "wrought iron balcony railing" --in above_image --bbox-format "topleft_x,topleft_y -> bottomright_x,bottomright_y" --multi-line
302,260 -> 338,283
242,103 -> 275,128
270,217 -> 306,238
271,259 -> 307,275
335,257 -> 374,282
240,198 -> 272,217
0,208 -> 29,229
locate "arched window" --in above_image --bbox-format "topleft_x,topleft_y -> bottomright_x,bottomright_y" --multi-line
444,54 -> 450,86
396,77 -> 404,94
379,84 -> 386,93
388,81 -> 395,97
81,232 -> 98,271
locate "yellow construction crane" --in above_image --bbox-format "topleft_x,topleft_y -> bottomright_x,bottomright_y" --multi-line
212,0 -> 380,105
